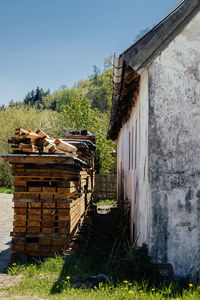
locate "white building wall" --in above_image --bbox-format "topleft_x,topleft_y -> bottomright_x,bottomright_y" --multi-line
148,11 -> 200,280
117,70 -> 149,244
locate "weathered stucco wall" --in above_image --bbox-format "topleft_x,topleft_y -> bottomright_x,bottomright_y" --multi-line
117,70 -> 149,244
148,11 -> 200,280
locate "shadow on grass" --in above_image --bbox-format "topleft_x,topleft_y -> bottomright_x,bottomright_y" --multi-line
49,205 -> 160,295
50,208 -> 119,295
0,247 -> 11,273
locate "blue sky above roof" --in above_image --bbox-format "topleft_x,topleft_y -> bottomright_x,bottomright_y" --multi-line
0,0 -> 179,105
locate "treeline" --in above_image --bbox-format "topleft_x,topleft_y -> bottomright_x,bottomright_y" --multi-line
0,59 -> 116,187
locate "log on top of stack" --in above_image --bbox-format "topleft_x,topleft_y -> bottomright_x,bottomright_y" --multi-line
66,130 -> 96,144
63,130 -> 96,169
8,128 -> 77,156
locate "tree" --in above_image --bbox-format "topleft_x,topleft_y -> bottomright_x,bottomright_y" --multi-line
74,67 -> 113,113
104,54 -> 113,70
62,91 -> 98,131
61,91 -> 116,174
24,87 -> 50,109
41,58 -> 113,114
0,56 -> 116,178
42,89 -> 78,112
0,106 -> 65,186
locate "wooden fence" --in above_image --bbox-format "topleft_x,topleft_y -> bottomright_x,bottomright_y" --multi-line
94,174 -> 117,200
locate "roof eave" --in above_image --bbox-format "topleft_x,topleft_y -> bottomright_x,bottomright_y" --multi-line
122,0 -> 200,74
108,0 -> 200,141
107,58 -> 140,141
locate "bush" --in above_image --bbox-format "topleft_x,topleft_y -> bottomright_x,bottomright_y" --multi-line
0,161 -> 13,187
118,244 -> 159,283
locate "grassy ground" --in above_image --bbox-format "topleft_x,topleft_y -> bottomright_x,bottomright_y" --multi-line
0,186 -> 13,194
0,258 -> 199,299
0,205 -> 199,299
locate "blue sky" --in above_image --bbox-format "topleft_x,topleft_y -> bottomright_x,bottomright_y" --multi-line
0,0 -> 179,105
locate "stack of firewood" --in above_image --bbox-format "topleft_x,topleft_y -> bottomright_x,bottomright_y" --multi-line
9,128 -> 77,156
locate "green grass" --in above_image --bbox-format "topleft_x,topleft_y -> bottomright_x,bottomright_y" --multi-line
1,258 -> 200,299
95,199 -> 117,206
1,205 -> 199,299
0,186 -> 14,194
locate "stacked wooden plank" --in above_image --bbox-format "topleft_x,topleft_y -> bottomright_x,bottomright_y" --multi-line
9,128 -> 77,156
2,129 -> 96,257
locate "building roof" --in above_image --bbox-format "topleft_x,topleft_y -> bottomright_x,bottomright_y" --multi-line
108,0 -> 200,140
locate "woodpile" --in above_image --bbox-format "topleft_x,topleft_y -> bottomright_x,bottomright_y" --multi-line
9,128 -> 78,156
2,129 -> 96,257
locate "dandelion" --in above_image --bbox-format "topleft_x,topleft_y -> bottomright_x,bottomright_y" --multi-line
125,287 -> 128,290
123,280 -> 128,284
139,290 -> 143,293
12,263 -> 16,266
129,283 -> 132,286
39,273 -> 43,276
189,283 -> 193,287
66,276 -> 70,280
129,290 -> 134,294
152,288 -> 155,291
176,298 -> 181,300
56,285 -> 59,288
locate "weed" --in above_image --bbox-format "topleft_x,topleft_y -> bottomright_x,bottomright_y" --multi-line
95,199 -> 117,206
2,269 -> 200,300
7,263 -> 26,275
0,186 -> 13,194
3,203 -> 200,299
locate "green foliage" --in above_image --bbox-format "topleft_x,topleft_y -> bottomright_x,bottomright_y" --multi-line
95,199 -> 117,206
0,106 -> 65,155
0,185 -> 13,194
43,89 -> 76,112
62,91 -> 95,131
94,148 -> 101,173
23,86 -> 50,109
37,109 -> 67,138
118,245 -> 159,283
43,66 -> 113,114
0,162 -> 13,187
2,203 -> 198,299
75,68 -> 113,113
3,279 -> 200,300
0,106 -> 66,186
3,255 -> 200,299
7,264 -> 26,275
0,57 -> 116,178
61,91 -> 116,174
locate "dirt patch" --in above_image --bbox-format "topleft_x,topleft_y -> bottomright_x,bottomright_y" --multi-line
0,273 -> 23,288
0,274 -> 24,300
